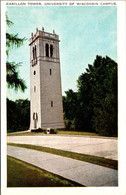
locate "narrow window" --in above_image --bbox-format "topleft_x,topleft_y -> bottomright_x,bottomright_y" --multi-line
45,43 -> 49,57
35,113 -> 38,120
51,101 -> 53,107
50,69 -> 52,75
33,112 -> 35,120
34,86 -> 36,92
33,112 -> 38,120
50,44 -> 53,57
34,71 -> 36,75
35,45 -> 37,58
32,47 -> 34,59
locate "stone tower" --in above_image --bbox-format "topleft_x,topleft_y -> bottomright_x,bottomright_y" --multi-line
29,28 -> 64,130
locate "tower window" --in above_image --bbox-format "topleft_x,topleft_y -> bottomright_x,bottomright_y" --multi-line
32,47 -> 34,59
34,71 -> 36,75
33,113 -> 38,120
35,45 -> 37,58
50,69 -> 52,75
50,44 -> 53,57
34,86 -> 36,92
45,43 -> 49,57
32,45 -> 37,60
33,113 -> 35,120
51,101 -> 53,107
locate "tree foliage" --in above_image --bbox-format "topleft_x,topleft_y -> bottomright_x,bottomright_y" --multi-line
7,98 -> 30,132
63,55 -> 117,137
63,89 -> 78,130
6,14 -> 27,92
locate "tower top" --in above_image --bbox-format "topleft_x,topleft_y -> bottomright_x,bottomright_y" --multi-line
30,28 -> 59,45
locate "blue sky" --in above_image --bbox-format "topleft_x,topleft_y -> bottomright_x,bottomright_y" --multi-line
6,6 -> 117,101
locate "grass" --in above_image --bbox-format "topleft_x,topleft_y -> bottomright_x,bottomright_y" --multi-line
7,131 -> 42,136
7,156 -> 82,187
7,130 -> 113,138
59,131 -> 99,136
8,143 -> 118,170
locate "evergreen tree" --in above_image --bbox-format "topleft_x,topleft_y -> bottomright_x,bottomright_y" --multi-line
6,14 -> 27,92
7,98 -> 30,132
77,55 -> 117,136
63,89 -> 78,130
63,55 -> 117,136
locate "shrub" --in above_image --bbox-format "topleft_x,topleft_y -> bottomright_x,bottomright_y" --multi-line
31,128 -> 43,133
43,129 -> 47,134
64,119 -> 76,130
31,128 -> 58,134
50,128 -> 58,134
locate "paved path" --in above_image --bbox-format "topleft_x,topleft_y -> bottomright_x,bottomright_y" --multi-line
7,145 -> 118,187
7,135 -> 118,160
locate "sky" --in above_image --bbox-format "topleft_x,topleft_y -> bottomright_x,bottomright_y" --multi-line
6,5 -> 117,101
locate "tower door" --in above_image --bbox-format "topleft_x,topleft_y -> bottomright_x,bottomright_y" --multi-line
33,113 -> 38,129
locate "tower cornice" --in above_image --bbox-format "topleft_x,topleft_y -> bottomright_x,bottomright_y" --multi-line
29,30 -> 60,45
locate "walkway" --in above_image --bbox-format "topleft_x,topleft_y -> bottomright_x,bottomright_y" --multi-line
7,135 -> 118,160
7,145 -> 118,187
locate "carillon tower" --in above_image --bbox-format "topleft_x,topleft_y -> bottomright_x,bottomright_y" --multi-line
29,28 -> 64,129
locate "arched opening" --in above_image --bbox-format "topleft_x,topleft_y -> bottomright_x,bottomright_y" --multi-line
32,47 -> 34,59
50,44 -> 53,57
45,43 -> 49,57
33,112 -> 38,128
34,45 -> 37,58
33,112 -> 35,120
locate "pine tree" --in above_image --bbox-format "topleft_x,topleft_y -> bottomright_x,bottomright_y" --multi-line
6,14 -> 27,92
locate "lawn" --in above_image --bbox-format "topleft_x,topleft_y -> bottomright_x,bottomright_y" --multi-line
7,156 -> 82,187
7,130 -> 112,138
8,143 -> 118,170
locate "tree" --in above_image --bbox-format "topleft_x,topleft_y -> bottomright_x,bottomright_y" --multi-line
77,55 -> 117,136
7,98 -> 18,132
91,56 -> 117,136
63,55 -> 117,136
63,89 -> 78,130
6,14 -> 27,92
7,98 -> 30,132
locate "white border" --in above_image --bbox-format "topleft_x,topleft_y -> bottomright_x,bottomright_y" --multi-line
1,1 -> 126,195
1,1 -> 7,194
117,0 -> 126,193
4,1 -> 118,6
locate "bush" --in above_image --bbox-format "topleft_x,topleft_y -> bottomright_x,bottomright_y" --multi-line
31,128 -> 47,133
43,129 -> 47,134
50,129 -> 58,134
64,119 -> 76,130
31,128 -> 41,133
31,128 -> 58,134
